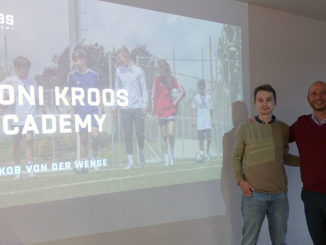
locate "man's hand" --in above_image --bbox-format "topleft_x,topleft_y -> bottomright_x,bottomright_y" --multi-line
42,106 -> 47,114
249,116 -> 256,123
239,180 -> 255,197
192,119 -> 196,127
66,108 -> 74,122
68,112 -> 74,123
142,108 -> 147,115
100,104 -> 105,115
111,109 -> 116,117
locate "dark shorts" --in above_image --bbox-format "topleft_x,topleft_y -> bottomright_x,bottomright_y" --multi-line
158,116 -> 176,126
197,129 -> 211,140
11,125 -> 33,138
76,112 -> 99,132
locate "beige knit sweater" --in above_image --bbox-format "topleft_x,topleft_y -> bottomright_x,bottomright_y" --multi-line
232,120 -> 299,194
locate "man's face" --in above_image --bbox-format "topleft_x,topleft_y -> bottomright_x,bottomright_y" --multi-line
72,55 -> 86,71
307,82 -> 326,112
199,85 -> 205,95
117,51 -> 130,67
15,65 -> 30,79
254,90 -> 276,116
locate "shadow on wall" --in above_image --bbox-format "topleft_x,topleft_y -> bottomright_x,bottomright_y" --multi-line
220,101 -> 249,245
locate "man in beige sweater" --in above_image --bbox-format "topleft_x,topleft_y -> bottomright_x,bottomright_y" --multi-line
232,84 -> 299,245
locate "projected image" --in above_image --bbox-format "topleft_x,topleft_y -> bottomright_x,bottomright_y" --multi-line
0,0 -> 242,207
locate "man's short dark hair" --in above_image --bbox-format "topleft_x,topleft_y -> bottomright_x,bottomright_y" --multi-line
254,84 -> 276,101
72,49 -> 86,60
117,46 -> 130,57
198,79 -> 205,88
13,56 -> 31,69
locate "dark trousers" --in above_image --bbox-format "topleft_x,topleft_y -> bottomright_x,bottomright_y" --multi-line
301,190 -> 326,245
120,108 -> 145,155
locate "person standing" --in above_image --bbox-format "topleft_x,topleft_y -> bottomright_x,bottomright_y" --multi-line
114,47 -> 148,169
152,59 -> 185,166
232,84 -> 299,245
1,56 -> 39,178
67,49 -> 103,169
289,81 -> 326,245
191,79 -> 214,162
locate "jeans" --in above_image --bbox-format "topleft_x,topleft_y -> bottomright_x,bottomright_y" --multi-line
301,190 -> 326,245
120,108 -> 145,154
241,191 -> 289,245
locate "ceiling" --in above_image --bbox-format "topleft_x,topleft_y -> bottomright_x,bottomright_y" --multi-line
236,0 -> 326,21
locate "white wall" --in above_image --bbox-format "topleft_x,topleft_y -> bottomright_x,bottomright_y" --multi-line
248,4 -> 326,245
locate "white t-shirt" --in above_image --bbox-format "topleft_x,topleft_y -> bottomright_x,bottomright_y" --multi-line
2,75 -> 37,126
191,94 -> 212,130
115,64 -> 148,109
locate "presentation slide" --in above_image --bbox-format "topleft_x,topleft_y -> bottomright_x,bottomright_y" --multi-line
0,0 -> 245,210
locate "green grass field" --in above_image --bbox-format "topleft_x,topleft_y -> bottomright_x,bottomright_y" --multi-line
0,157 -> 222,208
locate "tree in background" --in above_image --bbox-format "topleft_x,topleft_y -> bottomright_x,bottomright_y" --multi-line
215,24 -> 242,132
37,42 -> 109,89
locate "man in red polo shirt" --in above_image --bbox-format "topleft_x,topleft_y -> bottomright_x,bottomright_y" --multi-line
290,81 -> 326,245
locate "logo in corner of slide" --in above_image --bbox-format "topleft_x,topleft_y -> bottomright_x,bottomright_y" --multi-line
0,12 -> 15,31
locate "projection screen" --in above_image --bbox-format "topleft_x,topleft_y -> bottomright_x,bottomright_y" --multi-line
0,0 -> 249,243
